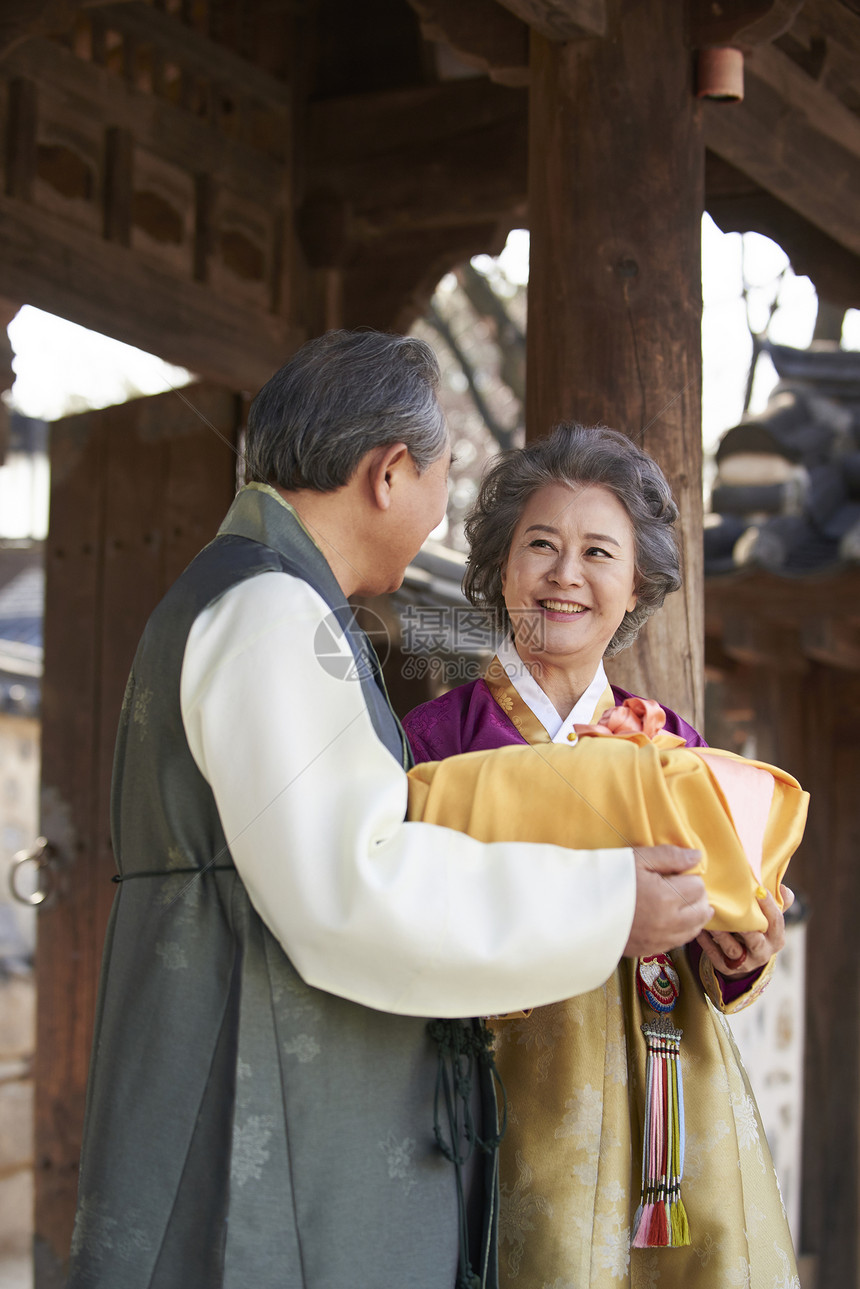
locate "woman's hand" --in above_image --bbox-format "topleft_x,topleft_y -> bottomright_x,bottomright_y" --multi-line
696,884 -> 794,977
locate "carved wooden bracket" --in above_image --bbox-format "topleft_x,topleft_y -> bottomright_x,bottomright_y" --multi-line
0,0 -> 135,60
0,9 -> 295,390
704,40 -> 860,259
493,0 -> 606,42
406,0 -> 529,86
689,0 -> 805,49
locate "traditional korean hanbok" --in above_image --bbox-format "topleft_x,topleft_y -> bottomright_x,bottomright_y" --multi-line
403,646 -> 805,1289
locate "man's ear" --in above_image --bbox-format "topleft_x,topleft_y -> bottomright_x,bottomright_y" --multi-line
367,442 -> 410,511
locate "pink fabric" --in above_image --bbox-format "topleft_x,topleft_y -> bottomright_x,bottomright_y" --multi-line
574,696 -> 667,739
573,697 -> 776,887
695,753 -> 774,886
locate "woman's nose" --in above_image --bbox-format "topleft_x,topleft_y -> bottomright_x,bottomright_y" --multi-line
549,552 -> 584,586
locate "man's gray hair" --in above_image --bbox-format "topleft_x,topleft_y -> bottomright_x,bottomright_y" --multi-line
464,423 -> 682,657
245,329 -> 448,491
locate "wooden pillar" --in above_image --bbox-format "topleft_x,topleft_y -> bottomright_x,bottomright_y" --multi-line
526,0 -> 704,726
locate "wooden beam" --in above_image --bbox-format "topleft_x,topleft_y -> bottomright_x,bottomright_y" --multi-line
301,75 -> 531,342
689,0 -> 805,48
306,26 -> 860,291
790,0 -> 860,64
304,80 -> 528,241
722,616 -> 808,670
96,2 -> 291,108
526,0 -> 704,726
340,219 -> 511,333
307,78 -> 526,168
703,42 -> 860,259
706,152 -> 860,310
5,77 -> 37,201
0,191 -> 296,390
493,0 -> 606,41
778,2 -> 860,121
706,567 -> 860,631
0,0 -> 87,58
305,63 -> 860,308
103,126 -> 133,245
406,0 -> 529,87
0,33 -> 297,388
801,619 -> 860,671
7,38 -> 286,206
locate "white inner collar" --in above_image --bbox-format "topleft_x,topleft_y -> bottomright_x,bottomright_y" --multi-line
495,636 -> 609,742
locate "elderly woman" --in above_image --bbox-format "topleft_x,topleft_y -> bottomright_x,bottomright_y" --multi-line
403,425 -> 799,1289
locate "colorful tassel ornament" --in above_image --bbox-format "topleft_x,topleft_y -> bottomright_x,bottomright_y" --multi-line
631,1013 -> 690,1249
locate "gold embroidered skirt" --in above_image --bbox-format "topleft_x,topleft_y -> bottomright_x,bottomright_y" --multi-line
490,953 -> 798,1288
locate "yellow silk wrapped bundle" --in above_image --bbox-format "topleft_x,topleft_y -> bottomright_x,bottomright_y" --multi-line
407,731 -> 808,934
406,707 -> 807,1286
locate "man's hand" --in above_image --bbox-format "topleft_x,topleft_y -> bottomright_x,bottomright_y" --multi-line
696,884 -> 794,977
623,846 -> 711,959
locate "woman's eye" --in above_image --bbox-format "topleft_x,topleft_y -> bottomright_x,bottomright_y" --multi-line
529,539 -> 554,550
587,546 -> 612,558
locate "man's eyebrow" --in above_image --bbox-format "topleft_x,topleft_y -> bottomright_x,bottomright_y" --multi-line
523,524 -> 622,549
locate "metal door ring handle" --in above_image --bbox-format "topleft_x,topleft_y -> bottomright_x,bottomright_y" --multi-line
9,837 -> 55,906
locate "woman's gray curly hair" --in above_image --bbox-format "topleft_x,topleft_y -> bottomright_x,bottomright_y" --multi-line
463,423 -> 681,658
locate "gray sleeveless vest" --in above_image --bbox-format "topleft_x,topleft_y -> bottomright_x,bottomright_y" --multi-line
67,485 -> 497,1289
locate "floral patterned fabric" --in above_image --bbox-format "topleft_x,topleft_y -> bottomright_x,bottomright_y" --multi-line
491,953 -> 798,1288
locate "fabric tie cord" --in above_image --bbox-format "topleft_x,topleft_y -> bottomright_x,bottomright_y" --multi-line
632,957 -> 690,1248
584,704 -> 689,1249
428,1018 -> 507,1289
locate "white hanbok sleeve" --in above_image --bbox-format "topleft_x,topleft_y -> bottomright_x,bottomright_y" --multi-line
180,572 -> 635,1018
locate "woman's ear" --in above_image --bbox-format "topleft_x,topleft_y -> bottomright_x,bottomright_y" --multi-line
626,571 -> 639,615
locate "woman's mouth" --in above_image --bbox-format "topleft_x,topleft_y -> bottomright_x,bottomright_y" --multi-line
539,599 -> 587,614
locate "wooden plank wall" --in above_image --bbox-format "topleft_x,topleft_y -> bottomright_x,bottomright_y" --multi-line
35,385 -> 239,1286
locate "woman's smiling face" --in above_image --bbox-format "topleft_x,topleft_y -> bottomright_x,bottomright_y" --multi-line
500,481 -> 639,683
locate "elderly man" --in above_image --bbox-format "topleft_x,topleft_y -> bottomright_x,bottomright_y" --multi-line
67,330 -> 709,1289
